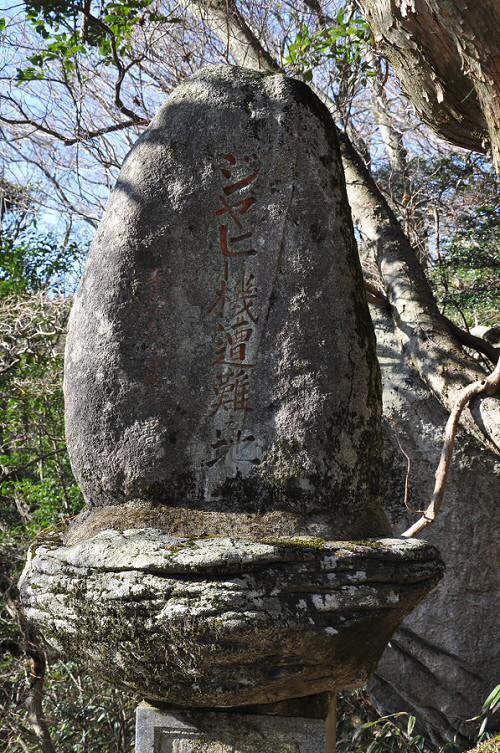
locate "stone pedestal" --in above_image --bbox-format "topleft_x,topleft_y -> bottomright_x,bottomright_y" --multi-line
135,703 -> 326,753
19,533 -> 442,706
19,65 -> 443,747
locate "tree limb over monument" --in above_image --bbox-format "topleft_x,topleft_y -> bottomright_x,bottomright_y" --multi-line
1,1 -> 498,750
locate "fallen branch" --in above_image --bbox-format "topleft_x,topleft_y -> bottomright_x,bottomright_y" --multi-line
403,358 -> 500,537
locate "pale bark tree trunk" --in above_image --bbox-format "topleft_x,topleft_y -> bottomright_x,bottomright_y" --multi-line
358,0 -> 500,171
369,304 -> 500,749
365,49 -> 409,194
338,133 -> 500,453
185,0 -> 277,71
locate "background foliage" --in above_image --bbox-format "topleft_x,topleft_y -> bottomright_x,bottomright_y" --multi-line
0,0 -> 498,750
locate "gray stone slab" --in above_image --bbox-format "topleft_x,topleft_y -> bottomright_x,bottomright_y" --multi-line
64,64 -> 388,540
19,532 -> 442,706
135,703 -> 325,753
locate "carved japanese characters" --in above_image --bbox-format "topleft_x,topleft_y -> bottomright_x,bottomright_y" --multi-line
64,65 -> 388,538
20,66 -> 443,713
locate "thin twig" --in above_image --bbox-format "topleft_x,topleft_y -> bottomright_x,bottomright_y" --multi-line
386,418 -> 418,513
403,358 -> 500,537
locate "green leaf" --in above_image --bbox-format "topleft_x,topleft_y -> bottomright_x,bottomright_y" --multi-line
0,17 -> 7,32
16,66 -> 45,83
482,684 -> 500,712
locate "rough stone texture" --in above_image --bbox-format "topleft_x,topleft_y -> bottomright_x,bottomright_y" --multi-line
19,67 -> 445,724
19,531 -> 442,706
135,703 -> 326,753
368,308 -> 500,748
64,64 -> 388,540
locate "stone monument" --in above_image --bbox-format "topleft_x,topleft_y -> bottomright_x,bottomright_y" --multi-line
19,66 -> 443,751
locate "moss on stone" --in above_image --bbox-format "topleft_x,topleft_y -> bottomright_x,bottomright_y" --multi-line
30,525 -> 65,555
262,536 -> 326,550
163,538 -> 196,557
345,539 -> 386,550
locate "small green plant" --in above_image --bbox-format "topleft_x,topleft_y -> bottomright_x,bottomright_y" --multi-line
15,0 -> 181,82
467,684 -> 500,743
336,686 -> 500,753
350,711 -> 430,752
284,8 -> 374,83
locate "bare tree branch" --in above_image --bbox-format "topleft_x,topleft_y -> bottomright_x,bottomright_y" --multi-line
403,357 -> 500,537
78,7 -> 148,123
0,110 -> 146,146
338,131 -> 500,453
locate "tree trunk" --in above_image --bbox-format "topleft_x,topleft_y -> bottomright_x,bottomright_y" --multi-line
338,132 -> 500,453
358,0 -> 500,171
369,305 -> 500,748
185,0 -> 277,71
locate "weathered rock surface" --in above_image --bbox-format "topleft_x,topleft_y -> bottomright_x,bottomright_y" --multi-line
64,64 -> 388,539
368,308 -> 500,748
19,530 -> 442,706
19,67 -> 444,718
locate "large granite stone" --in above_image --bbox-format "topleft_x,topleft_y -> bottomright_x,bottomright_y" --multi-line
20,66 -> 443,712
19,530 -> 442,706
64,64 -> 387,540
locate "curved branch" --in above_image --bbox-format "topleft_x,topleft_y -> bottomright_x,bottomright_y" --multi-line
403,357 -> 500,537
78,8 -> 148,123
338,131 -> 500,453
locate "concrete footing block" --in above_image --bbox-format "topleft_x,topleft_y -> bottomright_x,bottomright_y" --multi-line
135,702 -> 326,753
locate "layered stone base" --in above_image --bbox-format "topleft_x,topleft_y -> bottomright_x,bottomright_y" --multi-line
135,703 -> 326,753
19,529 -> 442,706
